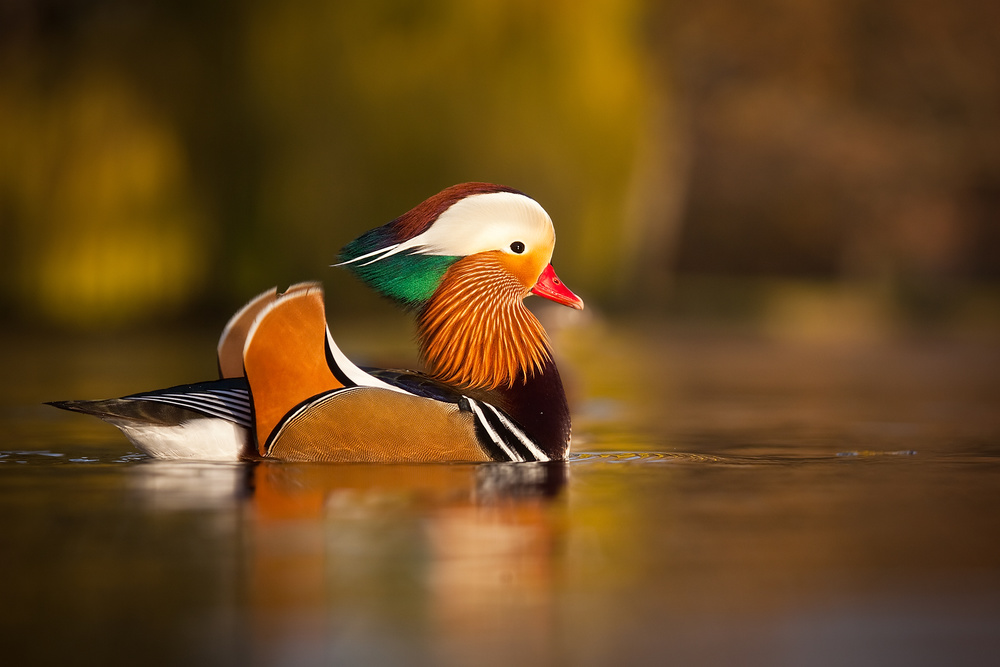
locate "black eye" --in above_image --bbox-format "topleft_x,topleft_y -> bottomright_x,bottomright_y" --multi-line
510,241 -> 525,254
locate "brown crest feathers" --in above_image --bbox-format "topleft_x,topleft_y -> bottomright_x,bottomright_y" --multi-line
389,183 -> 525,241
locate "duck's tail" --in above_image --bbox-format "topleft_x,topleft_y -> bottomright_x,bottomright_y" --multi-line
47,378 -> 254,461
48,282 -> 408,461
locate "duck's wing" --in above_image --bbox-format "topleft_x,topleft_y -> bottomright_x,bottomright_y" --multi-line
49,378 -> 249,426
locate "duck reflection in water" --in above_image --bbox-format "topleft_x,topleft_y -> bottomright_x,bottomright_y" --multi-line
129,459 -> 568,662
251,461 -> 567,662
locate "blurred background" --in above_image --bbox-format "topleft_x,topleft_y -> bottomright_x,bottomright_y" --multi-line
1,0 -> 998,331
4,6 -> 1000,665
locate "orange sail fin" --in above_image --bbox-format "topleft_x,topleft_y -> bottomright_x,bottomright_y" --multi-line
242,283 -> 344,454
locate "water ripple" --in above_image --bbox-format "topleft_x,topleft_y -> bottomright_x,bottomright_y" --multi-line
0,449 -> 148,465
569,450 -> 921,465
569,452 -> 716,463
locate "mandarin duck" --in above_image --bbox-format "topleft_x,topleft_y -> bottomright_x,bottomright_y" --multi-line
49,183 -> 584,463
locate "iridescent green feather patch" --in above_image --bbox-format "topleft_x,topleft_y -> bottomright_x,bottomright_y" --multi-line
345,251 -> 457,308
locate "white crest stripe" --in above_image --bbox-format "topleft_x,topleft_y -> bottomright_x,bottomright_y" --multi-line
333,243 -> 401,267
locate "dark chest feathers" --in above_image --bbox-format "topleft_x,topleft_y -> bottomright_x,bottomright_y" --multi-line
374,361 -> 571,458
466,359 -> 571,457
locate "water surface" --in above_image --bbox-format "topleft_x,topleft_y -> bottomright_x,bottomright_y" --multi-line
2,322 -> 999,666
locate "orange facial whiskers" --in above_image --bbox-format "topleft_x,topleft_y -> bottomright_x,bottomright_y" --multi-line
417,253 -> 551,390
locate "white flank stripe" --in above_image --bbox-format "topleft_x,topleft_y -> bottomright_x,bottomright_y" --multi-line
467,400 -> 521,462
483,403 -> 549,462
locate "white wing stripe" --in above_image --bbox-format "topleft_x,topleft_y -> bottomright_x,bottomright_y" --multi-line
138,395 -> 250,418
173,392 -> 251,415
128,393 -> 253,426
208,389 -> 251,400
325,330 -> 410,394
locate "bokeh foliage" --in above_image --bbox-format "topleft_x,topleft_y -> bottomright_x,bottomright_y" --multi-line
1,0 -> 997,329
1,0 -> 648,327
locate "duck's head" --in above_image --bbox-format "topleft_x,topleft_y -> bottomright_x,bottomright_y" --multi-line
337,183 -> 583,313
338,183 -> 583,389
